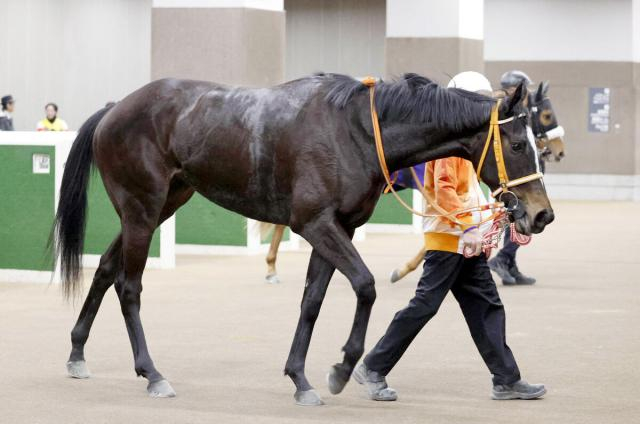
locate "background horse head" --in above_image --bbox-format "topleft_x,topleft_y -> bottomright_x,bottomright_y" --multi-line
529,81 -> 565,162
498,82 -> 565,162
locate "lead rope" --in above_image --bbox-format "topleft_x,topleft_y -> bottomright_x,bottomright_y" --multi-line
466,212 -> 531,259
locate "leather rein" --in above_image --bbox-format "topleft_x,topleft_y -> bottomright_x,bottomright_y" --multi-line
361,77 -> 544,226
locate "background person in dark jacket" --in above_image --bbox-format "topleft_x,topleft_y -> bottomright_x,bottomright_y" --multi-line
0,95 -> 15,131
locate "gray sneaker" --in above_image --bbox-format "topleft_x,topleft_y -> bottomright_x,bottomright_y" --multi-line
488,256 -> 516,285
352,363 -> 398,401
492,379 -> 546,400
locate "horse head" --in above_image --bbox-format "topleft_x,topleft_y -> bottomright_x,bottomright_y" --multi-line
477,81 -> 554,235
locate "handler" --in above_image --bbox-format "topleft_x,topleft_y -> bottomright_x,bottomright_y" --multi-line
354,72 -> 546,402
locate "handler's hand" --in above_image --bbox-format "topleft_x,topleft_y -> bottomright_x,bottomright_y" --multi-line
462,227 -> 483,257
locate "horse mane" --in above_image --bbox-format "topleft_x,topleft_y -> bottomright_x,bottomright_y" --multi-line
323,72 -> 496,132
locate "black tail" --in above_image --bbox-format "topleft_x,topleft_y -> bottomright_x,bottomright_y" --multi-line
52,105 -> 113,298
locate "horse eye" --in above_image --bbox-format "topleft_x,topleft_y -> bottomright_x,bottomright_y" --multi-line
540,111 -> 553,125
511,142 -> 524,152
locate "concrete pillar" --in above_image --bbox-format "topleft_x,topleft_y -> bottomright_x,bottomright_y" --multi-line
151,0 -> 285,86
385,0 -> 484,83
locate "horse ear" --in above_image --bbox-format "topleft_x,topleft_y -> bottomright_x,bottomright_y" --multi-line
506,81 -> 526,112
542,80 -> 549,95
535,82 -> 544,102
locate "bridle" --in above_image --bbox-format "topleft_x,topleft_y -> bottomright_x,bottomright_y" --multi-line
362,77 -> 543,225
475,99 -> 544,200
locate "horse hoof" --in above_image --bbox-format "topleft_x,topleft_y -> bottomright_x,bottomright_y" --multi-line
294,389 -> 324,406
66,360 -> 90,379
147,379 -> 176,398
390,269 -> 401,283
265,273 -> 281,284
326,364 -> 350,395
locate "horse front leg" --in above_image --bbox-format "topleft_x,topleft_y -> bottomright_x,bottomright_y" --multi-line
291,215 -> 375,402
265,224 -> 286,284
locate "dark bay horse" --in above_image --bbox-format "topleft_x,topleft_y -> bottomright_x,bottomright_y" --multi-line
53,73 -> 554,405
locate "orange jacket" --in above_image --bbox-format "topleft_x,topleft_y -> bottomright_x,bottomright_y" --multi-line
422,158 -> 491,254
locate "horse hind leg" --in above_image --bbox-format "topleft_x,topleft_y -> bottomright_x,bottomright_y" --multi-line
66,179 -> 193,384
390,246 -> 426,283
67,234 -> 123,378
111,178 -> 193,397
265,224 -> 286,284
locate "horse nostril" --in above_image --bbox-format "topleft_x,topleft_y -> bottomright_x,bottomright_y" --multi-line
558,151 -> 565,158
535,209 -> 555,226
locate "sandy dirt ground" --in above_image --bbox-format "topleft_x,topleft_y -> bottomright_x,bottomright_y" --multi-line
1,201 -> 639,424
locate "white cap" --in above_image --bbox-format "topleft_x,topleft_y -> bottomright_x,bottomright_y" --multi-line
447,71 -> 493,94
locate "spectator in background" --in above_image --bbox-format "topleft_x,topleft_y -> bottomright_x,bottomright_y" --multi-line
37,103 -> 68,131
0,95 -> 15,131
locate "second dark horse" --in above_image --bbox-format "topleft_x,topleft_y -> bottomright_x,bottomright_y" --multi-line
53,73 -> 554,405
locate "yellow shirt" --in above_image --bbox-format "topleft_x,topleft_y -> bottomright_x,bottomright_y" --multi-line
37,118 -> 68,131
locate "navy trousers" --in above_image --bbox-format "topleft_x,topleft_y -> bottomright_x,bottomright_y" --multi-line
364,250 -> 521,385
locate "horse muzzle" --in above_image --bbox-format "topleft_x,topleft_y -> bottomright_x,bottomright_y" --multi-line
532,208 -> 555,233
506,200 -> 554,235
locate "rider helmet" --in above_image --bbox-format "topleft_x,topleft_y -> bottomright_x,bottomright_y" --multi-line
500,70 -> 533,89
447,71 -> 493,94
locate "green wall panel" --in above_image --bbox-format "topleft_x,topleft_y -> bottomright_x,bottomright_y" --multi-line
369,189 -> 413,225
84,172 -> 161,257
0,146 -> 55,270
176,193 -> 247,246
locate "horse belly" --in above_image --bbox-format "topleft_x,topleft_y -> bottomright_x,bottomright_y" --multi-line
178,142 -> 292,225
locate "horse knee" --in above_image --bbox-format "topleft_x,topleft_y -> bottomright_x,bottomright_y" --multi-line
353,274 -> 376,305
115,279 -> 142,305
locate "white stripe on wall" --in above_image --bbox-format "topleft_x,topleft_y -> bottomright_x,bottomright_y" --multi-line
544,173 -> 640,201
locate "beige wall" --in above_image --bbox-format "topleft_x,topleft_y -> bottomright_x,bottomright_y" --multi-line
152,7 -> 285,86
385,38 -> 483,84
0,0 -> 152,131
284,0 -> 386,80
486,61 -> 637,175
